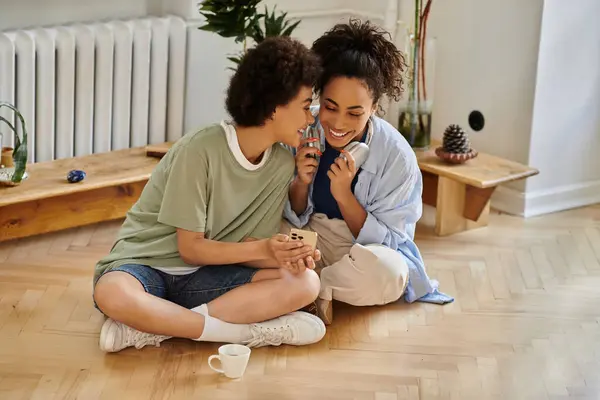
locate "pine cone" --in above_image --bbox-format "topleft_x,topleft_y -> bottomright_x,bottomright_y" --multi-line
442,124 -> 470,154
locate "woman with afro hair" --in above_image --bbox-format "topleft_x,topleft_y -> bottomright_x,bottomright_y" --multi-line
283,19 -> 453,324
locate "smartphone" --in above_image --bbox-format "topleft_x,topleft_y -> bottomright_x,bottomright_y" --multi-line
290,228 -> 318,251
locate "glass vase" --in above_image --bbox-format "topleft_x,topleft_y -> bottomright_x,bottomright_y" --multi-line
398,35 -> 436,150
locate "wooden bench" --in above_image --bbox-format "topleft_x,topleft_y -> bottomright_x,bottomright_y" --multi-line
0,147 -> 160,243
415,139 -> 539,236
0,138 -> 535,242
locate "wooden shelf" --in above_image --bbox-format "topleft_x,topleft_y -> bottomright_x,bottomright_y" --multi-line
0,147 -> 160,242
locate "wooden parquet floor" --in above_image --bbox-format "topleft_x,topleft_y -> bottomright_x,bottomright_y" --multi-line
1,204 -> 600,399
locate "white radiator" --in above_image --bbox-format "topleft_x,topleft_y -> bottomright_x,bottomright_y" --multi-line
0,15 -> 187,163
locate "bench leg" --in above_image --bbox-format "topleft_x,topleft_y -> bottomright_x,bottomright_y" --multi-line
434,177 -> 494,236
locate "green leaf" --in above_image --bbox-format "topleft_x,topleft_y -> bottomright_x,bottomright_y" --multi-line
251,5 -> 301,39
250,25 -> 264,43
197,0 -> 301,61
282,20 -> 301,36
198,24 -> 224,33
245,14 -> 262,35
197,0 -> 261,40
227,56 -> 243,64
0,116 -> 16,134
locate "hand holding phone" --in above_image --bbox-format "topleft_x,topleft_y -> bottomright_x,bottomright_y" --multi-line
266,234 -> 314,269
289,229 -> 320,272
290,228 -> 318,250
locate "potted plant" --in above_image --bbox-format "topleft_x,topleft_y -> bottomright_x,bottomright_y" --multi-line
397,0 -> 435,150
198,0 -> 301,70
0,102 -> 28,186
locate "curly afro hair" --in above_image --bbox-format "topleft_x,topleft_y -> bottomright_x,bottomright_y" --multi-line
226,36 -> 322,127
311,19 -> 407,106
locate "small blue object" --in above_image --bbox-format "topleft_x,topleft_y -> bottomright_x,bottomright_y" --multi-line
67,169 -> 86,183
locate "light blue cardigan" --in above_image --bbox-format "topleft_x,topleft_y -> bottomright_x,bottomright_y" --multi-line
283,107 -> 453,305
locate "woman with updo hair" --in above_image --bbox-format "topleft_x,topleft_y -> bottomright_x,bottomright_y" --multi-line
283,19 -> 453,324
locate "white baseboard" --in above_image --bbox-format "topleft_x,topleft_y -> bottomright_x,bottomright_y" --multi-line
490,186 -> 527,216
492,180 -> 600,218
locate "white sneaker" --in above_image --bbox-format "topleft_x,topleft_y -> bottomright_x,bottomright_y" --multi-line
243,311 -> 326,348
100,318 -> 171,352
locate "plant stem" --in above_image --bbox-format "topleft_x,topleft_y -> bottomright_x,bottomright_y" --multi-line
408,0 -> 421,144
419,0 -> 433,102
410,0 -> 421,104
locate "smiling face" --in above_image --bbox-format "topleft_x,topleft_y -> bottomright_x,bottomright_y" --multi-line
271,85 -> 315,148
318,76 -> 377,150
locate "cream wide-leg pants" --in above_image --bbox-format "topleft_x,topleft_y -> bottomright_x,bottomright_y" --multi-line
280,213 -> 409,307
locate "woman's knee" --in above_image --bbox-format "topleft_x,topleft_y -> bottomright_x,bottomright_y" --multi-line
93,271 -> 144,317
300,268 -> 321,301
363,244 -> 409,303
280,268 -> 320,308
322,243 -> 408,305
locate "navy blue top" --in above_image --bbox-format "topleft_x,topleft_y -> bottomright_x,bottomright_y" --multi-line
312,132 -> 367,219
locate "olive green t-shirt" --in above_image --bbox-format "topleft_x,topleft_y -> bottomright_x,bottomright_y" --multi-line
93,122 -> 295,282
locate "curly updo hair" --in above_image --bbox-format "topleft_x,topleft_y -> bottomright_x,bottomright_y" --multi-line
311,19 -> 407,107
226,36 -> 322,127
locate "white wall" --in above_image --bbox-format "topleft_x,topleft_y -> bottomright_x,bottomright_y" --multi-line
0,0 -> 149,30
522,0 -> 600,216
397,0 -> 544,186
387,0 -> 600,217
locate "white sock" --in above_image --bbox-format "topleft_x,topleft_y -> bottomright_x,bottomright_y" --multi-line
192,304 -> 253,344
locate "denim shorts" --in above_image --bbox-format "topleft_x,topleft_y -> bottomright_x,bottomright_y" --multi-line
94,263 -> 259,312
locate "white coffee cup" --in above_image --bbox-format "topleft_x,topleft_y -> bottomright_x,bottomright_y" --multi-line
208,344 -> 251,379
